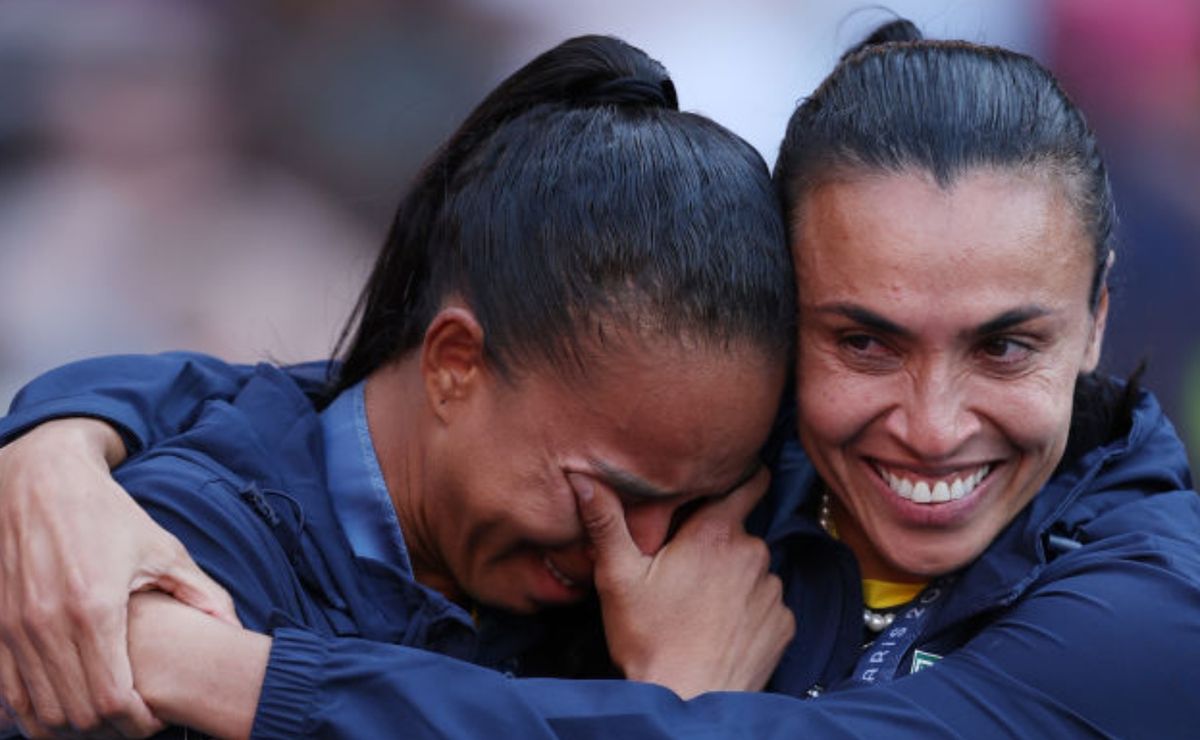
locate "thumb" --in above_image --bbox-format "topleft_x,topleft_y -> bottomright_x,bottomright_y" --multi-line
143,549 -> 240,627
568,473 -> 643,583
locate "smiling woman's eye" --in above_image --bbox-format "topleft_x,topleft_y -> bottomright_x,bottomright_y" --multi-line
841,334 -> 877,352
978,336 -> 1035,367
836,332 -> 899,371
839,333 -> 894,355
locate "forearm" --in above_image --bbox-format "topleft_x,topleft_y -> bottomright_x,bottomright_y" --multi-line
46,416 -> 127,468
128,593 -> 269,739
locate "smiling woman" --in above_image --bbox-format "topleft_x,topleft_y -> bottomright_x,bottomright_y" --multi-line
755,19 -> 1200,729
794,168 -> 1106,582
772,19 -> 1120,590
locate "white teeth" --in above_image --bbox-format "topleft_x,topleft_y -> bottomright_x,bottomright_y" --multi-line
543,556 -> 576,588
876,464 -> 991,505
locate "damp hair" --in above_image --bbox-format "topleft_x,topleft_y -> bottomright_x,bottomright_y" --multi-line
773,18 -> 1115,311
330,35 -> 793,394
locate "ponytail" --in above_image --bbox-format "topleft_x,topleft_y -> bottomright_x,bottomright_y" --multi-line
331,35 -> 792,397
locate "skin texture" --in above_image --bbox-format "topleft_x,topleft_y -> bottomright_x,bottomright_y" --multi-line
368,306 -> 787,614
792,168 -> 1108,582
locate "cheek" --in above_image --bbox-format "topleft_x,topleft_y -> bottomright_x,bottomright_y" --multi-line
796,349 -> 886,444
975,371 -> 1077,455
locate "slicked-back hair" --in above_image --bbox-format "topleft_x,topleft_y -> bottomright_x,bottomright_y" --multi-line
333,35 -> 793,393
773,19 -> 1115,311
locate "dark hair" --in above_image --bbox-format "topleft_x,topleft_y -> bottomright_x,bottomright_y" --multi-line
773,19 -> 1115,310
332,35 -> 793,393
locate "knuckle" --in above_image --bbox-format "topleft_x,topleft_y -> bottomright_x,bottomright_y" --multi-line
66,705 -> 103,734
67,591 -> 119,632
20,599 -> 58,637
4,689 -> 31,718
93,685 -> 133,722
763,572 -> 784,600
745,538 -> 771,570
779,608 -> 797,640
29,702 -> 66,732
584,510 -> 624,543
693,519 -> 734,548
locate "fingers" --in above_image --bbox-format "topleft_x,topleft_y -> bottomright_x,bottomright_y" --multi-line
568,473 -> 644,586
705,466 -> 771,523
75,603 -> 162,738
0,644 -> 44,738
16,578 -> 107,734
148,538 -> 239,627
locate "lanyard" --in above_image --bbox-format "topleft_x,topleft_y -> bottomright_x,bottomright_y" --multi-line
848,576 -> 954,686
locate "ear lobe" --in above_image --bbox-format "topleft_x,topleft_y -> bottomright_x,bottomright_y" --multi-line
421,307 -> 486,419
1083,284 -> 1110,373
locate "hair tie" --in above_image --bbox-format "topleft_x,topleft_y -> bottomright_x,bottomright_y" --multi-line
586,77 -> 678,109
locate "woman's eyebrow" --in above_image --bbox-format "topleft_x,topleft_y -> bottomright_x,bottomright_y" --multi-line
814,303 -> 911,338
588,460 -> 675,500
587,458 -> 763,502
971,305 -> 1053,336
814,302 -> 1055,340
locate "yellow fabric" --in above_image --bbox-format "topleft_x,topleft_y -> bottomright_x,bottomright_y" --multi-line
862,578 -> 926,610
822,492 -> 927,610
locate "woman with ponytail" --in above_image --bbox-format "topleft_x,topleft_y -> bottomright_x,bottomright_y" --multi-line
0,35 -> 797,737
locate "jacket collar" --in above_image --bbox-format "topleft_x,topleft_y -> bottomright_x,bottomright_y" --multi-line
763,387 -> 1191,692
222,365 -> 479,658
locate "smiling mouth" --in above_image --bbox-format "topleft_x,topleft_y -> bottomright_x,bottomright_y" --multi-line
873,463 -> 992,504
543,555 -> 578,589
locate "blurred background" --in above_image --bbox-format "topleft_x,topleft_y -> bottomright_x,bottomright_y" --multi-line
0,0 -> 1196,469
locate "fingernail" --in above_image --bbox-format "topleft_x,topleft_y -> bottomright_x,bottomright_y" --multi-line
567,473 -> 593,503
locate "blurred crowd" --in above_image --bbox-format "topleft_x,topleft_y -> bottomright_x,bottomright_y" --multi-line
0,0 -> 1197,469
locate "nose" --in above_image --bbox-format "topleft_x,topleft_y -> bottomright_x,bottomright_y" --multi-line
624,500 -> 678,555
886,361 -> 981,460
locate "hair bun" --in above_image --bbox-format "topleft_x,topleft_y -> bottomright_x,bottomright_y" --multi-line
579,76 -> 678,109
843,18 -> 923,59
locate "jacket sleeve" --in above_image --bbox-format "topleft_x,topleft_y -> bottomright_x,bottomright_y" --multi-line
249,491 -> 1200,739
0,352 -> 326,455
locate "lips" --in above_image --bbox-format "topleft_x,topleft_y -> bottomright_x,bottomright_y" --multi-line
874,463 -> 991,503
543,554 -> 579,589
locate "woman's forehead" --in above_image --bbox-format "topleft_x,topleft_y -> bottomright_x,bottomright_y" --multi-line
792,169 -> 1094,303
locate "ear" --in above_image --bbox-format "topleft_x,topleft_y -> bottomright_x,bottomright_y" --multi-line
1082,280 -> 1110,373
421,307 -> 487,421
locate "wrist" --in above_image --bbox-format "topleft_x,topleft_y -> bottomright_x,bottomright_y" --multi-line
34,417 -> 127,468
129,593 -> 268,739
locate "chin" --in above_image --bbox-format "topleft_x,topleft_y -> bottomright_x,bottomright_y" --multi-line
886,538 -> 983,580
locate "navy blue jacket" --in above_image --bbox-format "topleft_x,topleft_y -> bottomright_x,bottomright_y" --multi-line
4,353 -> 1200,738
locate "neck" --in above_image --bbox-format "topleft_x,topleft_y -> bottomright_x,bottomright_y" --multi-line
363,360 -> 462,602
